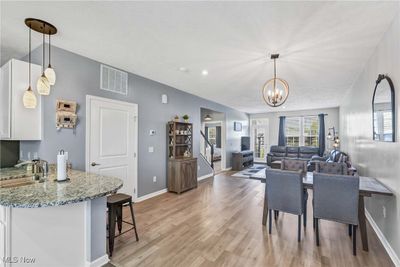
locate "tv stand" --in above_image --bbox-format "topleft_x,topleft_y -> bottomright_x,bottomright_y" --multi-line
232,150 -> 254,171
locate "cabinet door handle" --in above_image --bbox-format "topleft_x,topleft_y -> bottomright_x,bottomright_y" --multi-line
91,162 -> 100,166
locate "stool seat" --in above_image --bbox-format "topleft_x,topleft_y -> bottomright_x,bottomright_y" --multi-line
107,193 -> 132,205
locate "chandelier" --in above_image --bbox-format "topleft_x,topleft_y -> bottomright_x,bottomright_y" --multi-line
262,54 -> 289,107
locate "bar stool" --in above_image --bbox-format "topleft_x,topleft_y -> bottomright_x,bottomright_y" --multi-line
107,193 -> 139,257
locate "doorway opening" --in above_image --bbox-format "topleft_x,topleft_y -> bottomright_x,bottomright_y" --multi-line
250,118 -> 269,163
200,108 -> 226,174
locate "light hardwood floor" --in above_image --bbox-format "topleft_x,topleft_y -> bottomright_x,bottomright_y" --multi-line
110,171 -> 394,267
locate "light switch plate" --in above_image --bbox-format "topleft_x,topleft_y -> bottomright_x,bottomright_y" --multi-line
148,146 -> 154,153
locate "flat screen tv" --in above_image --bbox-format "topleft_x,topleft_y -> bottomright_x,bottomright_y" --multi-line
241,136 -> 250,151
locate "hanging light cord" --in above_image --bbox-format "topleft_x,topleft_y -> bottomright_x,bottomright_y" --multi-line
42,23 -> 45,73
28,26 -> 31,88
48,34 -> 51,66
273,58 -> 277,95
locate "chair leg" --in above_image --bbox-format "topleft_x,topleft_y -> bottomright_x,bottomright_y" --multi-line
129,201 -> 139,242
353,225 -> 357,256
348,224 -> 352,237
108,206 -> 117,257
315,218 -> 320,246
298,215 -> 301,242
269,209 -> 272,234
116,205 -> 123,234
274,210 -> 279,220
303,190 -> 308,227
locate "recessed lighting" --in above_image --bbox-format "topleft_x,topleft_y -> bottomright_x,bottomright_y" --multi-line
282,106 -> 286,109
178,67 -> 188,72
201,69 -> 208,76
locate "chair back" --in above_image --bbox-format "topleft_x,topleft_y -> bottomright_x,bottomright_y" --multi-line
315,162 -> 348,175
281,159 -> 307,174
265,169 -> 304,215
313,172 -> 359,225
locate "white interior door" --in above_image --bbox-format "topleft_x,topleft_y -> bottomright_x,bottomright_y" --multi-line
86,95 -> 138,198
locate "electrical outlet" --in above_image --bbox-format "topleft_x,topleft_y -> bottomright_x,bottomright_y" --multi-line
383,206 -> 386,218
153,176 -> 157,183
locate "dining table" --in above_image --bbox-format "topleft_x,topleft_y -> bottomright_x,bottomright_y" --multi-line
250,169 -> 394,252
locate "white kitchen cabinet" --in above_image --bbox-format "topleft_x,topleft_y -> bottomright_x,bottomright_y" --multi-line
0,59 -> 42,140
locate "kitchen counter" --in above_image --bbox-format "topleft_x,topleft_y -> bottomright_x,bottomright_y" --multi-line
0,168 -> 123,208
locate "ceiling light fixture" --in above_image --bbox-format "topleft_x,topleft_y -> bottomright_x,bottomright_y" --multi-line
44,34 -> 56,85
22,26 -> 37,109
201,69 -> 208,76
25,18 -> 57,96
262,54 -> 289,107
178,67 -> 188,72
204,114 -> 212,121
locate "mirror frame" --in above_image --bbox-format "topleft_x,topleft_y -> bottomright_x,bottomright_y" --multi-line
372,74 -> 396,142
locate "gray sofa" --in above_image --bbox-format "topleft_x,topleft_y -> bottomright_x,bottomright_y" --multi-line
267,146 -> 320,167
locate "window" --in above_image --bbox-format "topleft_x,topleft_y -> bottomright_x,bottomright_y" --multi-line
285,116 -> 319,147
207,127 -> 217,145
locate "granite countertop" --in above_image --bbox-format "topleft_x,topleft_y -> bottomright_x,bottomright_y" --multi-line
0,168 -> 123,208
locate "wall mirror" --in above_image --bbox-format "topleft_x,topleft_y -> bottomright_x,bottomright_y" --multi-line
372,74 -> 395,142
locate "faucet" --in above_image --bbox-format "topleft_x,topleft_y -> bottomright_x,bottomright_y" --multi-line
15,159 -> 49,180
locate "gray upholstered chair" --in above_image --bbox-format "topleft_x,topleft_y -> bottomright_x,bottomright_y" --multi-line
313,172 -> 360,255
281,159 -> 308,227
315,161 -> 348,175
265,169 -> 305,242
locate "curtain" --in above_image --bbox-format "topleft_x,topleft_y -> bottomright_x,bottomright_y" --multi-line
278,116 -> 286,146
318,113 -> 325,156
216,126 -> 221,148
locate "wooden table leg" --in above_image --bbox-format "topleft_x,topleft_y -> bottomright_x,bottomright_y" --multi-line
358,195 -> 369,251
262,184 -> 268,225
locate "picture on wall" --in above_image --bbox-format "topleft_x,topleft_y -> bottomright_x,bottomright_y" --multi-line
234,122 -> 242,131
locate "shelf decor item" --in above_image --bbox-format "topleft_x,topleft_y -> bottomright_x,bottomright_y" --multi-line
182,114 -> 189,123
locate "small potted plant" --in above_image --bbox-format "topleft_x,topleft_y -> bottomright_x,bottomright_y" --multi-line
182,114 -> 189,123
173,115 -> 179,122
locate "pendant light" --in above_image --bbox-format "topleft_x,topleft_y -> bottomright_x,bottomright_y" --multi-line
204,114 -> 212,121
262,54 -> 289,107
23,27 -> 37,109
44,34 -> 56,85
37,28 -> 51,95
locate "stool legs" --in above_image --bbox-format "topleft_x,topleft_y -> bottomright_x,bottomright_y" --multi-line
116,205 -> 123,234
129,200 -> 139,241
108,206 -> 117,257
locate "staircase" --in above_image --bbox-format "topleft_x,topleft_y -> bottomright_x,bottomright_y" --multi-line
200,130 -> 214,169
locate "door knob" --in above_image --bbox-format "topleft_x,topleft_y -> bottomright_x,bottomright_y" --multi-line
91,162 -> 100,166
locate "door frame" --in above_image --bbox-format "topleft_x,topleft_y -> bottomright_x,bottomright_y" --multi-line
250,118 -> 269,163
85,95 -> 138,200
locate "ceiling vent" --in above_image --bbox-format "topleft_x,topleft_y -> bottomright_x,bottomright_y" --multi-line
100,64 -> 128,95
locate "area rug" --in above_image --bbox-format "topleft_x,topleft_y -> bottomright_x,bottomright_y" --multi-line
231,164 -> 267,178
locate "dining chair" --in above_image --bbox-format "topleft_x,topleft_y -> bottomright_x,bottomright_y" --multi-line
315,161 -> 348,175
281,158 -> 308,227
266,169 -> 305,242
313,172 -> 359,255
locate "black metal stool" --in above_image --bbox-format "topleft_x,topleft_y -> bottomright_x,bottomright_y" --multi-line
107,193 -> 139,257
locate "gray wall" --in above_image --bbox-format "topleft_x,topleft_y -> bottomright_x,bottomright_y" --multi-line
20,45 -> 249,197
250,107 -> 340,151
340,11 -> 400,262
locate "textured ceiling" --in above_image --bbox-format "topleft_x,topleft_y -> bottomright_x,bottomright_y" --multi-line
1,1 -> 399,113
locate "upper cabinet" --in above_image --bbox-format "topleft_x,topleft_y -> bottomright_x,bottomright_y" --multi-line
0,59 -> 42,140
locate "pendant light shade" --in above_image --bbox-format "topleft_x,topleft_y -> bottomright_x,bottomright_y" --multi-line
37,73 -> 50,95
44,66 -> 56,85
262,54 -> 289,107
204,114 -> 212,121
23,86 -> 37,109
23,26 -> 37,109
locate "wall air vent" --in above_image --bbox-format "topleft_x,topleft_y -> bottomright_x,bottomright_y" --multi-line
100,64 -> 128,95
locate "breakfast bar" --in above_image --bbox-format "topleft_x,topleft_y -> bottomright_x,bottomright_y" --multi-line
0,168 -> 123,267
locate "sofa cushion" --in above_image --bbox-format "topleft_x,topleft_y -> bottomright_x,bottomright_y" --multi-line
270,146 -> 286,157
286,147 -> 299,158
299,146 -> 319,158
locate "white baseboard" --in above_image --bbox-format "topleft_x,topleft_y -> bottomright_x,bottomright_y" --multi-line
198,173 -> 214,181
85,254 -> 109,267
365,210 -> 400,267
223,167 -> 232,171
136,188 -> 168,202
